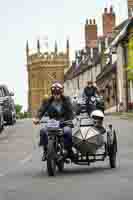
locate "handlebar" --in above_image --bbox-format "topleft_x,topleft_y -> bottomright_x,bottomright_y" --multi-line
39,119 -> 73,126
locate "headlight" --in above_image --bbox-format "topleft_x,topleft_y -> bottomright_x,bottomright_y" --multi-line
91,96 -> 96,102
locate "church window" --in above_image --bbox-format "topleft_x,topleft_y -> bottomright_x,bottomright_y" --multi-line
52,72 -> 56,79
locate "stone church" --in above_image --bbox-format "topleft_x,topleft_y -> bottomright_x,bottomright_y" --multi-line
26,40 -> 70,116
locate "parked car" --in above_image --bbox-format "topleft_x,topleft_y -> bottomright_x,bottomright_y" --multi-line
0,104 -> 4,133
0,85 -> 16,125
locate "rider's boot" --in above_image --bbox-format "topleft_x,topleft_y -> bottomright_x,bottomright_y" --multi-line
68,148 -> 77,160
42,146 -> 47,161
64,147 -> 77,161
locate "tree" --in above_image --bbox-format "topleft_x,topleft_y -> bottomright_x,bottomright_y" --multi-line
127,35 -> 133,81
15,104 -> 23,115
128,71 -> 133,81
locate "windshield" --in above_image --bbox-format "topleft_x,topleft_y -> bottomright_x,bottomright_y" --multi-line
80,118 -> 93,126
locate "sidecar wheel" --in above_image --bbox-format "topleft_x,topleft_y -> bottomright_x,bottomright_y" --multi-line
109,130 -> 117,168
47,140 -> 56,176
109,151 -> 116,168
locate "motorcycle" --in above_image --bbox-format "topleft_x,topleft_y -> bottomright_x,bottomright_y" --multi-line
83,95 -> 104,116
40,119 -> 73,176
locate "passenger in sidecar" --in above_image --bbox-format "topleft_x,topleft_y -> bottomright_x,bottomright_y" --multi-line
77,110 -> 106,134
90,110 -> 106,134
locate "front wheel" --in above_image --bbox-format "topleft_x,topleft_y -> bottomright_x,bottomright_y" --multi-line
47,140 -> 56,176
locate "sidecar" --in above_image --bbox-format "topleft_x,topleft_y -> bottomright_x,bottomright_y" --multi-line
72,115 -> 117,168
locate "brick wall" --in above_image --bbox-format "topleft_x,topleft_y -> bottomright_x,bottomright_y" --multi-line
85,19 -> 98,48
102,7 -> 116,37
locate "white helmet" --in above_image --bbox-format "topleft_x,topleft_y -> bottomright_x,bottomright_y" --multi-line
91,110 -> 104,119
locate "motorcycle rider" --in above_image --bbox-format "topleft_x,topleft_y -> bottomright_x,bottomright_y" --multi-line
33,82 -> 74,161
83,81 -> 99,99
83,81 -> 100,115
91,110 -> 106,134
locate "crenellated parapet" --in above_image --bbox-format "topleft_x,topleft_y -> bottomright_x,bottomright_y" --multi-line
26,39 -> 69,68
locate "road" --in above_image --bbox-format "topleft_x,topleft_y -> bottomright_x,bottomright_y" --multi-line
0,116 -> 133,200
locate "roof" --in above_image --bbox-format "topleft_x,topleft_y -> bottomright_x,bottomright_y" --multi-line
65,49 -> 99,81
111,18 -> 133,47
64,55 -> 92,81
96,62 -> 116,81
114,19 -> 129,32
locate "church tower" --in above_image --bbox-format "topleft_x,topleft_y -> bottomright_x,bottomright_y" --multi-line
26,40 -> 70,116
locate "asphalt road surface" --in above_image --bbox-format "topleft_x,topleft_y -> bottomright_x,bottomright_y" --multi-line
0,116 -> 133,200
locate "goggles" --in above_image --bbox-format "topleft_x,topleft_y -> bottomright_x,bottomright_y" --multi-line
51,87 -> 62,95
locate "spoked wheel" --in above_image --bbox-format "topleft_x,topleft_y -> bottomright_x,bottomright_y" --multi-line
109,130 -> 117,168
47,140 -> 56,176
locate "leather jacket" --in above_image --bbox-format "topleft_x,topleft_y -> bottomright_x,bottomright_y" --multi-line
36,95 -> 74,121
83,86 -> 98,100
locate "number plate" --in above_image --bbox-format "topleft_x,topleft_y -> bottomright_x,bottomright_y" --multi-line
47,120 -> 60,128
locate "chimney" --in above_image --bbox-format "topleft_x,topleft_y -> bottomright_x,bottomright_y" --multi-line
128,0 -> 133,18
85,18 -> 98,49
103,6 -> 116,37
110,6 -> 113,13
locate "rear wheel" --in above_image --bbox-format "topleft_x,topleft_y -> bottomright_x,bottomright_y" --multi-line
0,115 -> 4,133
47,140 -> 56,176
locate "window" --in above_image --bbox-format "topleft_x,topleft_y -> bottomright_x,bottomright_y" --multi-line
52,72 -> 56,79
0,87 -> 7,97
0,88 -> 3,97
2,87 -> 8,96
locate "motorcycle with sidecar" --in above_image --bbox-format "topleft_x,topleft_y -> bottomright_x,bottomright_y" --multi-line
39,114 -> 117,177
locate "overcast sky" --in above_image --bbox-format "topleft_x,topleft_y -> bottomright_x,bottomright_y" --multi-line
0,0 -> 127,110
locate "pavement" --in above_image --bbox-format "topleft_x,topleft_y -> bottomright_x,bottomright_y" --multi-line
0,116 -> 133,200
106,112 -> 133,120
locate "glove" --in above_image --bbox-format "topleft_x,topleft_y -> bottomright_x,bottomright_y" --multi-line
32,118 -> 40,125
